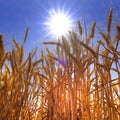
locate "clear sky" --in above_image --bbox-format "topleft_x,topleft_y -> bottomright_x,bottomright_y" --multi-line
0,0 -> 120,51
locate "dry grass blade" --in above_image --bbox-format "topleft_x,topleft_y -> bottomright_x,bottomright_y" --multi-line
19,45 -> 24,64
0,34 -> 4,52
23,27 -> 29,45
43,41 -> 60,46
90,22 -> 96,39
116,25 -> 120,39
9,52 -> 15,73
0,34 -> 4,61
78,20 -> 83,35
32,58 -> 43,67
0,53 -> 8,69
87,22 -> 96,44
13,39 -> 20,51
99,31 -> 110,44
62,36 -> 70,53
31,47 -> 38,58
108,9 -> 113,34
4,63 -> 11,74
79,41 -> 97,58
27,53 -> 32,73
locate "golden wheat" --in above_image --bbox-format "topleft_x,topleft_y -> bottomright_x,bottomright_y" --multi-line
0,9 -> 120,120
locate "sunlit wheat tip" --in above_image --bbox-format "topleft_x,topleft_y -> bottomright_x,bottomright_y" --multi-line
78,21 -> 83,35
90,22 -> 96,38
108,9 -> 113,34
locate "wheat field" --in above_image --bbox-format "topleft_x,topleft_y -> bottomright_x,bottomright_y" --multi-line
0,9 -> 120,120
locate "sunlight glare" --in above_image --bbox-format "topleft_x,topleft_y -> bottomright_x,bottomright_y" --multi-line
45,8 -> 73,38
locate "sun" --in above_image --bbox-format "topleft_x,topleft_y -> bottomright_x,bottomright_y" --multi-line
45,8 -> 73,38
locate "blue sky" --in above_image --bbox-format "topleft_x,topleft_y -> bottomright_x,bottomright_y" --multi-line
0,0 -> 120,51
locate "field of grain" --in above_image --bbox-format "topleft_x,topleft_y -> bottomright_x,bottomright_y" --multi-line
0,9 -> 120,120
